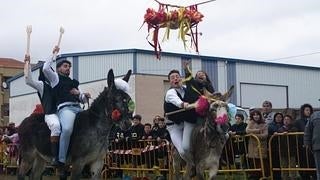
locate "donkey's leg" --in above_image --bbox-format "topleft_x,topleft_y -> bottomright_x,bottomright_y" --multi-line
17,153 -> 33,180
70,160 -> 86,180
29,156 -> 47,180
183,162 -> 193,180
90,159 -> 105,180
172,148 -> 183,180
195,163 -> 207,180
207,162 -> 219,180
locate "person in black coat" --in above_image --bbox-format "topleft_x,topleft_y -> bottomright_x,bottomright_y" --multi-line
127,114 -> 144,141
228,114 -> 247,157
295,103 -> 315,180
305,111 -> 320,180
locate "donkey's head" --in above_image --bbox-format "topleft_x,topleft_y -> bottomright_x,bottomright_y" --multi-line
204,86 -> 234,128
105,69 -> 134,130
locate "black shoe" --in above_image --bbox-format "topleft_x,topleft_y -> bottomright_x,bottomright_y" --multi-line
51,158 -> 60,167
54,161 -> 65,169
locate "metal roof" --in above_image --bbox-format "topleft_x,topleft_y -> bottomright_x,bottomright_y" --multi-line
6,48 -> 320,85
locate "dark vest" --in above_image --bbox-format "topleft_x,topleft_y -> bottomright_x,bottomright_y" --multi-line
54,74 -> 80,105
37,82 -> 56,115
164,88 -> 197,124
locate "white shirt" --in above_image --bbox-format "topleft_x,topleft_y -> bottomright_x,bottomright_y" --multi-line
24,63 -> 44,97
165,87 -> 185,108
42,56 -> 88,104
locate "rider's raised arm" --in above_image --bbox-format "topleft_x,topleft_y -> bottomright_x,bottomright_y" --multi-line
24,54 -> 44,97
43,46 -> 59,88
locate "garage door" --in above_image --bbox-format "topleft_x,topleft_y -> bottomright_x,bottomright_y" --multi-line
240,83 -> 288,109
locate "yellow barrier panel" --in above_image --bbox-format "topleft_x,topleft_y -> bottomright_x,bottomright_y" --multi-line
219,134 -> 267,180
269,132 -> 316,180
103,139 -> 171,179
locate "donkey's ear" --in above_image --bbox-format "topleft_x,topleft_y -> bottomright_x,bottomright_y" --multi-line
222,85 -> 234,101
107,69 -> 115,88
123,69 -> 132,82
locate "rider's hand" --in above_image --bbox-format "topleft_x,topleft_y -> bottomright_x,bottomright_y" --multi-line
182,102 -> 189,109
70,88 -> 80,95
52,46 -> 60,54
83,92 -> 91,99
24,54 -> 30,63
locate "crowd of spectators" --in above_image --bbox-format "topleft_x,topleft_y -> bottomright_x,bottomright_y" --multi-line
109,114 -> 170,143
225,100 -> 316,180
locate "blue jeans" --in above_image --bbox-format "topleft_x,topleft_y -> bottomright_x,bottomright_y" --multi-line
58,105 -> 83,163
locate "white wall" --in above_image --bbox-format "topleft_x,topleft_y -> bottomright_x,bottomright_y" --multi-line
236,63 -> 320,108
10,93 -> 40,125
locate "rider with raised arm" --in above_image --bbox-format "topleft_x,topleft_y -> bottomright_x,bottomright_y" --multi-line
24,48 -> 61,166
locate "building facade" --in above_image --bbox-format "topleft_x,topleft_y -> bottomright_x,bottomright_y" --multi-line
7,49 -> 320,125
0,58 -> 24,126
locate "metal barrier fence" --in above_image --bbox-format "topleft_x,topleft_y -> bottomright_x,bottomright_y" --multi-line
102,139 -> 172,179
269,132 -> 316,180
0,142 -> 19,174
0,133 -> 317,179
219,134 -> 268,179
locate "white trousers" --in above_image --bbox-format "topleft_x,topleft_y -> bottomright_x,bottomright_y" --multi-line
44,114 -> 61,137
167,121 -> 195,164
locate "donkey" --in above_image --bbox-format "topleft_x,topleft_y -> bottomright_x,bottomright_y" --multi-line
17,69 -> 134,180
173,86 -> 234,180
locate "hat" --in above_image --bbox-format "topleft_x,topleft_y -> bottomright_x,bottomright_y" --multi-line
114,78 -> 130,94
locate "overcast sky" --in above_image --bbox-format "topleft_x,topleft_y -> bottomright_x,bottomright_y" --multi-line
1,0 -> 320,67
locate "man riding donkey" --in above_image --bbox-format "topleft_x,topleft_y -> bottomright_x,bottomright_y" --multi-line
42,50 -> 91,169
164,63 -> 234,179
163,63 -> 208,155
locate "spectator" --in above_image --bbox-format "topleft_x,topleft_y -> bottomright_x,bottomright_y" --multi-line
127,114 -> 144,140
228,113 -> 247,167
155,117 -> 170,141
246,109 -> 268,179
278,115 -> 298,180
304,111 -> 320,180
109,125 -> 125,143
141,123 -> 155,140
295,103 -> 314,132
262,100 -> 275,126
268,112 -> 284,135
229,113 -> 247,136
152,115 -> 161,132
295,103 -> 315,180
268,112 -> 284,180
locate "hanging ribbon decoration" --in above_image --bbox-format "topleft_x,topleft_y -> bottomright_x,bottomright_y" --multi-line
141,0 -> 215,59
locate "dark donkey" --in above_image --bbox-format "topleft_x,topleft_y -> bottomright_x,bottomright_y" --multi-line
173,86 -> 234,180
17,69 -> 134,180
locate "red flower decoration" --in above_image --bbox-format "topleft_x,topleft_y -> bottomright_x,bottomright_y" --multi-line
111,109 -> 121,121
32,104 -> 44,115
